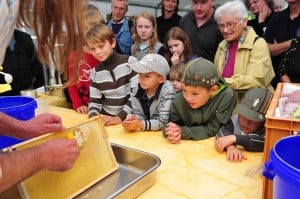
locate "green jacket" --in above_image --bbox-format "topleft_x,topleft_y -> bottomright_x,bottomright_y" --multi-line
163,79 -> 236,140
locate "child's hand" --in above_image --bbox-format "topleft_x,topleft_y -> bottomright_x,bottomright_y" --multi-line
122,115 -> 143,131
165,122 -> 182,144
76,106 -> 88,114
226,145 -> 247,163
215,135 -> 236,152
102,115 -> 122,126
171,53 -> 180,66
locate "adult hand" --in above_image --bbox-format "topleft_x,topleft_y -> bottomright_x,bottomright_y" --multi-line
215,135 -> 236,152
226,146 -> 247,163
76,106 -> 88,114
122,115 -> 143,131
258,3 -> 268,23
38,138 -> 80,171
102,115 -> 122,126
22,113 -> 63,139
165,122 -> 182,144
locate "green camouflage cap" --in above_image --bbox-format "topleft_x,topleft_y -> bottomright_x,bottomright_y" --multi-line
182,57 -> 219,87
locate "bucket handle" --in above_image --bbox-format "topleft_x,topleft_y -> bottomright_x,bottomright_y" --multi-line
263,161 -> 275,180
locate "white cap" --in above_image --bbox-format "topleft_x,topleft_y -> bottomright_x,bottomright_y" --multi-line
128,54 -> 169,76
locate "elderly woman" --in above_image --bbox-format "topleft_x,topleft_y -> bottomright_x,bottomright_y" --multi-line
214,0 -> 274,103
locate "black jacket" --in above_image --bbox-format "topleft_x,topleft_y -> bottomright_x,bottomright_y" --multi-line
1,29 -> 44,96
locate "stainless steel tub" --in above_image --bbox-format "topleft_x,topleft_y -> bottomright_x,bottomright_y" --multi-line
75,143 -> 161,199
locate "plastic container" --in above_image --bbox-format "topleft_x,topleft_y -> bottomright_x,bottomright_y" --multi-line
263,135 -> 300,199
263,83 -> 300,199
0,96 -> 37,149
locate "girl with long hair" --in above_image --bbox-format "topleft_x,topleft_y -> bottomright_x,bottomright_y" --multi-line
131,11 -> 166,60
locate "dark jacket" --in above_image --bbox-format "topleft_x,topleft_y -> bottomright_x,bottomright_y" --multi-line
1,29 -> 44,96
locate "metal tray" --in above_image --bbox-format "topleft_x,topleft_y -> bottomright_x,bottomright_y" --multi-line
75,143 -> 161,199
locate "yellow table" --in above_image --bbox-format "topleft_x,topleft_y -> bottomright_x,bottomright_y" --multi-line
50,107 -> 263,199
38,92 -> 71,108
1,106 -> 263,199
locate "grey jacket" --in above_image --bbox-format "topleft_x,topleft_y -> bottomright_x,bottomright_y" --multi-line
131,80 -> 175,131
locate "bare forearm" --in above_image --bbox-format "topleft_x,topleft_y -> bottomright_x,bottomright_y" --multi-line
0,146 -> 45,192
0,112 -> 26,138
226,145 -> 236,151
268,40 -> 291,56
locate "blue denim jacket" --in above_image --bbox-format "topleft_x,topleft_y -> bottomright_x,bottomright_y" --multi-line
108,18 -> 133,55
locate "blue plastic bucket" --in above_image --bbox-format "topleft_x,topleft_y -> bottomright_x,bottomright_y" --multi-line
263,135 -> 300,199
0,96 -> 37,149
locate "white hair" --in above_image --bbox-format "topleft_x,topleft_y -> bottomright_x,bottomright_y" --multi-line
214,0 -> 248,22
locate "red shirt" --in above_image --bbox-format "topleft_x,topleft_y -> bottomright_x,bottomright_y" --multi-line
68,51 -> 99,110
222,42 -> 238,78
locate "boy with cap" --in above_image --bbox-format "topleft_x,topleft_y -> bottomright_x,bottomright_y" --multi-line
215,88 -> 273,163
163,58 -> 236,144
122,54 -> 175,131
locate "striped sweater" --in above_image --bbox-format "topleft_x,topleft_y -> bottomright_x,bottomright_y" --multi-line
88,51 -> 137,120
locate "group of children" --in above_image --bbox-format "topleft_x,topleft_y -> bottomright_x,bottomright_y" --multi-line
68,9 -> 274,163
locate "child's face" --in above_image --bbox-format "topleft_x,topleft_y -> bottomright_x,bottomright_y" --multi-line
136,17 -> 154,42
171,78 -> 182,92
238,114 -> 265,134
87,39 -> 116,62
182,83 -> 216,109
167,39 -> 184,58
138,72 -> 164,93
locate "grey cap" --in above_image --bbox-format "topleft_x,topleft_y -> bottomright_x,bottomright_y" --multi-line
128,54 -> 169,76
237,88 -> 273,122
182,57 -> 219,87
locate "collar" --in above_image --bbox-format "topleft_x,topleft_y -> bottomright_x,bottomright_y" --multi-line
213,78 -> 227,97
139,43 -> 150,51
99,50 -> 117,69
8,36 -> 16,51
135,83 -> 164,100
112,18 -> 125,24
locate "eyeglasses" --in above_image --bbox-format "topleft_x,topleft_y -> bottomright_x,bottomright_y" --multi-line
112,6 -> 126,12
218,20 -> 241,31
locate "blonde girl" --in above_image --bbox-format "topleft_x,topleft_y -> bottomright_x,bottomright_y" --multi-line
169,63 -> 186,92
131,11 -> 166,60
